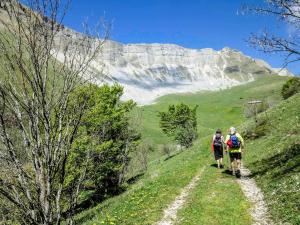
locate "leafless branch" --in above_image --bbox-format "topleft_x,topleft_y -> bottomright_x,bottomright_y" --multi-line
0,0 -> 108,224
246,0 -> 300,68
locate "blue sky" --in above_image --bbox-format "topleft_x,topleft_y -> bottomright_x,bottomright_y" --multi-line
60,0 -> 298,74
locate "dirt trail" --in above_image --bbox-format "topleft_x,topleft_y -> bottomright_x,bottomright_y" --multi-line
154,166 -> 206,225
237,164 -> 274,225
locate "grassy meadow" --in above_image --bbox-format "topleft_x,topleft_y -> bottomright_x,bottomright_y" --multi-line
75,75 -> 292,225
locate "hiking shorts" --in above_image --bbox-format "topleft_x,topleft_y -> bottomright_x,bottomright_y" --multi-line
229,152 -> 242,160
213,145 -> 223,160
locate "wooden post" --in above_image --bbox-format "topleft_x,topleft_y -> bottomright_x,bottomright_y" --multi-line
247,100 -> 263,123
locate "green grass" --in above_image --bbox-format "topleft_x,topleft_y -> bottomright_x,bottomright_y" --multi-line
240,93 -> 300,224
75,76 -> 289,225
75,138 -> 210,225
176,160 -> 252,225
141,76 -> 287,160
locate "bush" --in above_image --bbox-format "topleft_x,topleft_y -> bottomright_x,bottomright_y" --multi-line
124,139 -> 154,181
244,101 -> 269,118
159,103 -> 198,148
66,84 -> 141,197
160,144 -> 176,158
281,77 -> 300,99
136,140 -> 154,172
241,118 -> 268,140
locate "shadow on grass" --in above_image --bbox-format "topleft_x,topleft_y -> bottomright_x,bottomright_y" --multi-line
69,186 -> 126,218
250,143 -> 300,179
164,150 -> 183,161
222,169 -> 233,176
71,172 -> 145,223
210,163 -> 218,168
127,172 -> 145,185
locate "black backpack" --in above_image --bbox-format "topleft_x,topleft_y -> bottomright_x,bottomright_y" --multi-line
213,133 -> 222,147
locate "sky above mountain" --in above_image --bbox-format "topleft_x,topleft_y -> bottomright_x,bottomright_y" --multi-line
25,0 -> 300,74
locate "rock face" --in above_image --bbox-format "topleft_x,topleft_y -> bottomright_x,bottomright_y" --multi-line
0,4 -> 293,105
55,29 -> 292,105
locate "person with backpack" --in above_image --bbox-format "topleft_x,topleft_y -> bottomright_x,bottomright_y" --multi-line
225,127 -> 244,178
211,129 -> 224,169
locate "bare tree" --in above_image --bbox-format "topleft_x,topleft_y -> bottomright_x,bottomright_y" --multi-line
0,0 -> 108,224
246,0 -> 300,67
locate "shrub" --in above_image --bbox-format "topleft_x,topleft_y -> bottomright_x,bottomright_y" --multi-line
160,144 -> 175,158
244,101 -> 269,118
241,118 -> 268,140
281,77 -> 300,99
66,84 -> 141,197
136,140 -> 154,172
159,103 -> 198,148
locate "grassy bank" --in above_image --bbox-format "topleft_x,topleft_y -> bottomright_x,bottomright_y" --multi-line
241,93 -> 300,224
75,76 -> 288,224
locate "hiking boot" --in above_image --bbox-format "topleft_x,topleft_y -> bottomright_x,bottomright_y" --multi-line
220,165 -> 224,169
236,170 -> 241,178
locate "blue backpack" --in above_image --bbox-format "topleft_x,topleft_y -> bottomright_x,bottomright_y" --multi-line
230,134 -> 240,148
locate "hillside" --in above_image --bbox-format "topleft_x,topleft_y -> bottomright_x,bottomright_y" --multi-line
74,76 -> 297,225
0,3 -> 293,106
0,3 -> 298,224
240,92 -> 300,224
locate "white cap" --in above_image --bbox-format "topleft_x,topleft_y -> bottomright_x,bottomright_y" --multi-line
229,127 -> 236,134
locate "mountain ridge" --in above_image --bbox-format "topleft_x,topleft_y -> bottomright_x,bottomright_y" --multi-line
53,27 -> 294,105
0,3 -> 293,105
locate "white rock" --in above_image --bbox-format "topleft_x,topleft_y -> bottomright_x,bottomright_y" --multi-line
53,28 -> 294,105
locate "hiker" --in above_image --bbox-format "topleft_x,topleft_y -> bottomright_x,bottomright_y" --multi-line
225,127 -> 244,178
211,129 -> 224,169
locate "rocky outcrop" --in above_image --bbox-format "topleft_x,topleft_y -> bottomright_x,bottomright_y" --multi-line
54,28 -> 292,105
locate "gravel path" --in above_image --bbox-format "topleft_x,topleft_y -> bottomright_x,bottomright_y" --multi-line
154,166 -> 206,225
237,164 -> 274,225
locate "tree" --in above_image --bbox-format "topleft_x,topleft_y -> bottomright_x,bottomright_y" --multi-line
282,77 -> 300,99
159,103 -> 198,148
246,0 -> 300,67
66,84 -> 140,199
0,0 -> 108,224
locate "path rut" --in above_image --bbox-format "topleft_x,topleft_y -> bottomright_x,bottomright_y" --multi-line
154,166 -> 206,225
237,164 -> 274,225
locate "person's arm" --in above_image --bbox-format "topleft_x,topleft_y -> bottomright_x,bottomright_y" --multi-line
212,134 -> 215,145
237,133 -> 245,150
221,136 -> 225,150
211,135 -> 215,152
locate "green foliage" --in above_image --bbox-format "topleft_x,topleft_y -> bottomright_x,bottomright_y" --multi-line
66,84 -> 140,197
241,93 -> 300,224
281,77 -> 300,99
159,103 -> 198,148
130,139 -> 154,173
74,76 -> 288,225
244,101 -> 269,118
241,117 -> 268,139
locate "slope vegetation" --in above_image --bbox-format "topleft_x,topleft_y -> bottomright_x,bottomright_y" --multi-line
75,76 -> 288,225
241,92 -> 300,224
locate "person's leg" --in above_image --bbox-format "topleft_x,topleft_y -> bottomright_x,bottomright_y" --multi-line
230,155 -> 236,175
235,159 -> 241,178
220,157 -> 223,168
215,146 -> 221,168
216,159 -> 220,168
228,153 -> 232,171
237,159 -> 241,170
233,152 -> 242,177
236,152 -> 242,174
